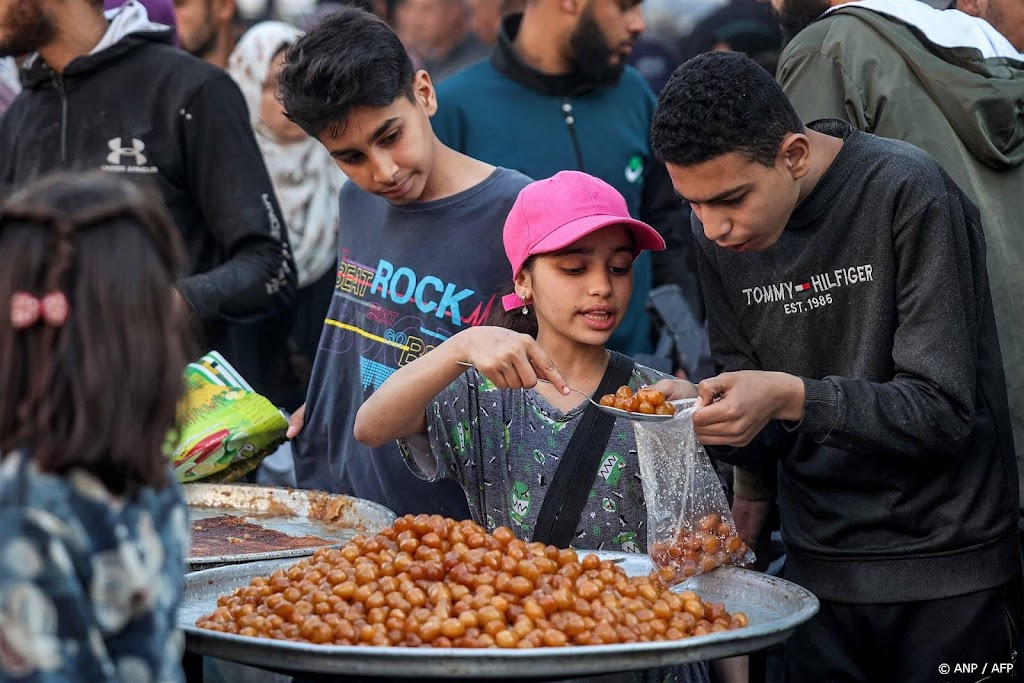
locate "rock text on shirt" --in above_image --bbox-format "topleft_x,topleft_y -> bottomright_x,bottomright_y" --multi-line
329,250 -> 500,389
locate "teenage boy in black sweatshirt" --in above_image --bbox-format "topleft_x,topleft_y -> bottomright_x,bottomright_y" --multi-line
649,51 -> 1021,682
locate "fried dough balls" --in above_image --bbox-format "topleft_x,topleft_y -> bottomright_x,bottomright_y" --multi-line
649,514 -> 751,584
196,515 -> 747,647
599,386 -> 675,415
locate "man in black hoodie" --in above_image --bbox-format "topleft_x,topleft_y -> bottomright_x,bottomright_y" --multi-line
651,52 -> 1021,682
0,0 -> 296,382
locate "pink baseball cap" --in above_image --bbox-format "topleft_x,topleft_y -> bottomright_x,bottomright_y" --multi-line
501,171 -> 665,312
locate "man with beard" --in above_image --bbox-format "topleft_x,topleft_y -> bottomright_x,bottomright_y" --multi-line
0,0 -> 296,386
430,0 -> 699,364
728,0 -> 1024,600
172,0 -> 242,68
957,0 -> 1024,53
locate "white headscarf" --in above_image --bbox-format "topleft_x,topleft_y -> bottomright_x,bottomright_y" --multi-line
228,21 -> 345,289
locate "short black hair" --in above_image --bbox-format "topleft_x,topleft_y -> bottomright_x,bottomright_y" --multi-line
651,51 -> 804,168
278,6 -> 416,138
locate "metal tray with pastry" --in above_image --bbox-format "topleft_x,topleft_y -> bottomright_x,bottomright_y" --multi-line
186,483 -> 396,571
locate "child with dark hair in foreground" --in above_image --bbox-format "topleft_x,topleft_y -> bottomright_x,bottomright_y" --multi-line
0,171 -> 193,682
649,50 -> 1021,682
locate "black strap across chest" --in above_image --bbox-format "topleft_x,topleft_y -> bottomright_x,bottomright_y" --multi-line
531,351 -> 634,548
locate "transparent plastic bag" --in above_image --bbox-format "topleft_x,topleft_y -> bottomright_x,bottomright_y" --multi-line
636,399 -> 755,584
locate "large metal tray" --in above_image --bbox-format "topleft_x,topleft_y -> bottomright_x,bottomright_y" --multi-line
185,483 -> 396,571
180,551 -> 818,678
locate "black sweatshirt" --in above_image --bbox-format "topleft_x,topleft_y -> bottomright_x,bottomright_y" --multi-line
696,120 -> 1020,603
0,26 -> 296,352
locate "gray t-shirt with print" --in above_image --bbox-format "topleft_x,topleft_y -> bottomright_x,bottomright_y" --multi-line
292,167 -> 532,519
403,363 -> 669,553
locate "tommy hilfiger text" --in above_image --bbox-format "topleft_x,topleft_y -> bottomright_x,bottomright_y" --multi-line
742,263 -> 874,306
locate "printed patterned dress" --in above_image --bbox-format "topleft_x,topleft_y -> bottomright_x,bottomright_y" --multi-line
402,364 -> 670,553
401,366 -> 713,683
0,452 -> 189,683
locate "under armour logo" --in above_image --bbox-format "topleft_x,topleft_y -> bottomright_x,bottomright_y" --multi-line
107,137 -> 148,166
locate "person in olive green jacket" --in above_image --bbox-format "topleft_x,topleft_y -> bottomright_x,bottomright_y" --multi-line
730,0 -> 1024,552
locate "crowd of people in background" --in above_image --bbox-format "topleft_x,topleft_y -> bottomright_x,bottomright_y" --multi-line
0,0 -> 1022,682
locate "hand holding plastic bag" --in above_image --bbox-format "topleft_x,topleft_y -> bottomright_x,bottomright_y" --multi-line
636,400 -> 754,584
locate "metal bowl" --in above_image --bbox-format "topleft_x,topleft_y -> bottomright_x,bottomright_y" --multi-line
180,550 -> 818,678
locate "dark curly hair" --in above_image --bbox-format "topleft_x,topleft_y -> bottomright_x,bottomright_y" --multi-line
651,51 -> 804,168
278,6 -> 416,138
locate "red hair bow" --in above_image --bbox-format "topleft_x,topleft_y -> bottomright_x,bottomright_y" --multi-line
10,291 -> 70,329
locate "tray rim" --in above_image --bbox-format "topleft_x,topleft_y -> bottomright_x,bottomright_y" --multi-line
188,541 -> 350,570
181,552 -> 819,677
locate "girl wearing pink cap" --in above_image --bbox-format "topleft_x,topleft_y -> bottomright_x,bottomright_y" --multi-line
355,172 -> 713,675
356,171 -> 702,561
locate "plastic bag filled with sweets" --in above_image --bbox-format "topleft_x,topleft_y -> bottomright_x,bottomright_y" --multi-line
635,399 -> 755,584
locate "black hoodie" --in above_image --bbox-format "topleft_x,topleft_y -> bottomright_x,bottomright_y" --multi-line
0,11 -> 296,356
698,120 -> 1020,603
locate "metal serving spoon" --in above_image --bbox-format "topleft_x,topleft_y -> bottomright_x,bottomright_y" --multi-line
455,361 -> 676,422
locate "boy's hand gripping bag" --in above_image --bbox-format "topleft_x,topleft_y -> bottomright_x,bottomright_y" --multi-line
171,351 -> 289,483
635,400 -> 755,584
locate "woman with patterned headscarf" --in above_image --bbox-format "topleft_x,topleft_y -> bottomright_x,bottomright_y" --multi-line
227,21 -> 347,367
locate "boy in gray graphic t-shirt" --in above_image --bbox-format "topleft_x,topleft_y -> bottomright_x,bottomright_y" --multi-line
278,8 -> 531,517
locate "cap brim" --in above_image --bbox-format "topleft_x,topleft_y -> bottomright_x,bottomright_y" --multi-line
530,214 -> 666,258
